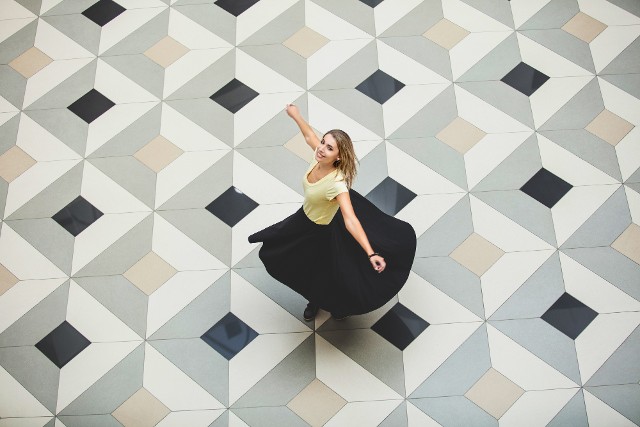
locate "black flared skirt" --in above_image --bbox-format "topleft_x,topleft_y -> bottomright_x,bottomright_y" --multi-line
248,190 -> 417,316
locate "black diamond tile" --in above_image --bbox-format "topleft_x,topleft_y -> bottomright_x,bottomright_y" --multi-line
359,0 -> 385,7
356,70 -> 405,104
215,0 -> 261,16
82,0 -> 126,27
501,62 -> 550,96
366,177 -> 416,216
210,79 -> 259,114
67,89 -> 115,124
201,312 -> 258,360
206,186 -> 258,227
520,168 -> 573,208
52,196 -> 104,237
542,293 -> 598,340
372,303 -> 429,351
35,321 -> 91,368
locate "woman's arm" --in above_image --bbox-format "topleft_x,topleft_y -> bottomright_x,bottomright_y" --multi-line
336,192 -> 386,273
286,104 -> 320,150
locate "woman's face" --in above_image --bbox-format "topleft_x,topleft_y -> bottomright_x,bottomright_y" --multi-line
316,133 -> 340,165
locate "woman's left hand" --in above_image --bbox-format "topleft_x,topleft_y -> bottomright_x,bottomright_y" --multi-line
370,255 -> 386,273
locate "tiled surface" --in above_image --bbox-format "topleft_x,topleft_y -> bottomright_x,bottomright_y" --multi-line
0,0 -> 639,426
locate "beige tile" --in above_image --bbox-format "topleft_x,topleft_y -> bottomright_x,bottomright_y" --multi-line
112,388 -> 170,427
0,263 -> 19,296
436,117 -> 486,154
287,379 -> 346,427
450,233 -> 504,277
562,12 -> 607,43
144,36 -> 189,68
423,19 -> 470,50
134,136 -> 183,173
0,146 -> 37,183
123,252 -> 177,296
284,132 -> 316,163
9,47 -> 53,78
585,109 -> 634,146
465,368 -> 524,419
283,26 -> 329,59
611,223 -> 640,265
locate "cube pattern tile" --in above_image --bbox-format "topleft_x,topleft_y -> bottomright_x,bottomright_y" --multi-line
1,0 -> 640,425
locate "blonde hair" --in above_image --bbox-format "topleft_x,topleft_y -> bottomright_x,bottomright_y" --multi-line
326,129 -> 358,189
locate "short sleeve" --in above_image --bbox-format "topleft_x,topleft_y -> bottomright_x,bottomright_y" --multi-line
326,178 -> 349,200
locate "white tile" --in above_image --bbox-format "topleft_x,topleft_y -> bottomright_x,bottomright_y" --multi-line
517,33 -> 592,77
0,419 -> 52,427
454,85 -> 532,133
530,76 -> 593,129
578,0 -> 640,25
326,400 -> 402,427
616,128 -> 640,182
591,25 -> 640,73
0,224 -> 67,280
143,343 -> 225,411
510,0 -> 552,28
0,18 -> 33,44
444,0 -> 512,31
40,0 -> 63,14
575,311 -> 640,384
0,365 -> 52,417
307,39 -> 371,88
237,49 -> 303,94
308,93 -> 381,142
374,0 -> 422,35
0,0 -> 36,20
236,0 -> 298,44
163,48 -> 231,99
160,103 -> 229,152
66,281 -> 143,342
57,341 -> 139,412
383,84 -> 451,137
450,32 -> 512,80
233,151 -> 303,204
500,388 -> 578,427
116,0 -> 166,9
352,138 -> 384,161
307,1 -> 372,41
407,401 -> 442,427
81,162 -> 150,214
156,410 -> 226,427
35,19 -> 94,60
466,132 -> 532,189
98,7 -> 165,55
0,95 -> 18,113
230,271 -> 310,334
386,142 -> 465,195
377,40 -> 449,85
399,272 -> 482,324
228,412 -> 251,427
625,186 -> 640,224
229,332 -> 310,404
17,114 -> 81,161
395,193 -> 466,238
152,213 -> 227,271
316,334 -> 403,401
95,59 -> 158,104
560,252 -> 640,313
583,389 -> 637,427
403,322 -> 481,396
486,325 -> 578,390
169,9 -> 231,49
22,58 -> 94,108
0,279 -> 64,334
146,269 -> 227,338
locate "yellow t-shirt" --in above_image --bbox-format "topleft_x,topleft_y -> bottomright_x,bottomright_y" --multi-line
302,159 -> 349,225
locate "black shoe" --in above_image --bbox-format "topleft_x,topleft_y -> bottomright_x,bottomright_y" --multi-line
303,303 -> 319,321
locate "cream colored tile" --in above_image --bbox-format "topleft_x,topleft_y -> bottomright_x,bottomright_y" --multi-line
464,368 -> 524,419
0,146 -> 36,182
585,109 -> 634,146
123,252 -> 177,296
9,47 -> 52,78
144,36 -> 189,68
287,379 -> 346,427
0,263 -> 19,296
562,12 -> 607,43
450,232 -> 504,276
112,388 -> 170,427
423,19 -> 470,50
283,26 -> 329,59
436,117 -> 486,154
612,223 -> 640,267
134,135 -> 184,173
284,132 -> 315,163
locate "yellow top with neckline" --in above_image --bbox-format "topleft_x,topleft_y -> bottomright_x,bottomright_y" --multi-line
302,154 -> 349,225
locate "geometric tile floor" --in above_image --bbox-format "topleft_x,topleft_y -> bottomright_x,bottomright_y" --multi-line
1,0 -> 639,426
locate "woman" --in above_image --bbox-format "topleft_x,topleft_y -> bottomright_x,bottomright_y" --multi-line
248,104 -> 416,321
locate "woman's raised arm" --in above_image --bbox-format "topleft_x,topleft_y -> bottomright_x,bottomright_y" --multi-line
286,104 -> 320,151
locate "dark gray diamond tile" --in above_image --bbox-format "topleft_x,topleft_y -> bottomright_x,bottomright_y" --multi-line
356,70 -> 405,104
366,177 -> 416,216
205,186 -> 258,227
52,196 -> 103,237
359,0 -> 385,7
67,89 -> 115,124
501,62 -> 550,96
35,321 -> 91,368
210,79 -> 259,114
542,293 -> 598,340
82,0 -> 126,27
201,312 -> 258,360
371,303 -> 429,351
520,168 -> 572,208
215,0 -> 261,17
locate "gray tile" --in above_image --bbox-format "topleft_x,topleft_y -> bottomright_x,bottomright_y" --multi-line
561,187 -> 630,249
40,13 -> 100,55
310,40 -> 378,91
415,195 -> 473,258
88,156 -> 156,209
0,179 -> 7,219
411,257 -> 485,319
312,0 -> 376,36
43,418 -> 56,427
380,36 -> 452,82
490,318 -> 582,385
101,9 -> 170,57
42,0 -> 101,15
240,44 -> 307,90
607,0 -> 640,17
379,400 -> 408,427
209,410 -> 229,427
459,0 -> 514,28
0,114 -> 20,154
379,0 -> 443,37
75,275 -> 148,339
0,66 -> 27,112
232,335 -> 315,408
164,98 -> 233,149
57,415 -> 121,427
236,146 -> 307,196
601,37 -> 640,75
458,33 -> 521,82
410,324 -> 491,398
601,73 -> 640,101
58,343 -> 144,415
585,384 -> 640,425
352,141 -> 389,196
562,247 -> 640,301
518,0 -> 580,30
173,3 -> 236,45
101,54 -> 165,100
409,396 -> 498,427
232,406 -> 308,427
239,0 -> 303,47
547,389 -> 588,427
14,0 -> 42,15
233,245 -> 263,269
319,328 -> 405,396
539,77 -> 603,131
309,88 -> 384,137
520,30 -> 595,74
586,326 -> 640,387
23,108 -> 88,158
0,20 -> 37,64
